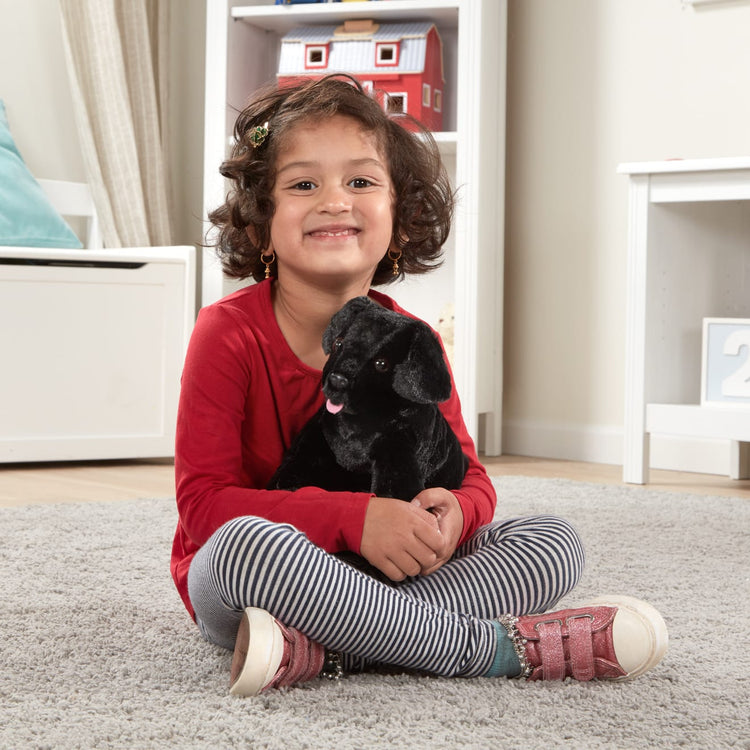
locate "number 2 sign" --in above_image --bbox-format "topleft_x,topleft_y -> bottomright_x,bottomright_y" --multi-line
701,318 -> 750,407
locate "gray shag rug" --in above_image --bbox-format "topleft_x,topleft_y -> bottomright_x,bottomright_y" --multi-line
1,476 -> 748,750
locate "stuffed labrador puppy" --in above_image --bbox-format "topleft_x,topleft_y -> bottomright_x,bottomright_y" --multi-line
268,296 -> 468,500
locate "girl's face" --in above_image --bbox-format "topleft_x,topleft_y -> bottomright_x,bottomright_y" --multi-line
269,114 -> 395,290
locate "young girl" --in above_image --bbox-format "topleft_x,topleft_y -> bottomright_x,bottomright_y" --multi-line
171,76 -> 667,696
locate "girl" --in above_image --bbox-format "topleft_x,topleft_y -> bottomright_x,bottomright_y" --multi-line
171,76 -> 667,696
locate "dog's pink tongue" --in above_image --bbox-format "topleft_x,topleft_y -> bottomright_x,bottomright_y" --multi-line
326,399 -> 344,415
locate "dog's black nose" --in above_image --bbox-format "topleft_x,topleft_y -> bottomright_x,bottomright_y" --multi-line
328,373 -> 349,390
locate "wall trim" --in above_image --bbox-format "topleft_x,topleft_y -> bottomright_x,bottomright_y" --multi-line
501,419 -> 732,477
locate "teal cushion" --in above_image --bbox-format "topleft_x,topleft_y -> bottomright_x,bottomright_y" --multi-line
0,100 -> 82,248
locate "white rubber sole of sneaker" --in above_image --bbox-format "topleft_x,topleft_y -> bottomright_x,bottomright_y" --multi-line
585,595 -> 669,679
229,607 -> 285,697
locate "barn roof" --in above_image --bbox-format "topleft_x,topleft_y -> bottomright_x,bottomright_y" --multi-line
278,21 -> 438,76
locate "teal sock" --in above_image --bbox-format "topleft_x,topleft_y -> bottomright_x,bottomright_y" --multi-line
484,621 -> 522,678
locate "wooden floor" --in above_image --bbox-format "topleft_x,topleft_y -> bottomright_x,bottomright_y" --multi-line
1,455 -> 747,507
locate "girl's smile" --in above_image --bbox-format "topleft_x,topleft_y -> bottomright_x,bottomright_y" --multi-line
307,225 -> 360,240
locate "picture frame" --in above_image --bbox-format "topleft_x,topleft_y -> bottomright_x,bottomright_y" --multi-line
700,318 -> 750,407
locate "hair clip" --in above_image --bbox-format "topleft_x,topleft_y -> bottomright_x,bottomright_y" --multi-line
249,121 -> 269,149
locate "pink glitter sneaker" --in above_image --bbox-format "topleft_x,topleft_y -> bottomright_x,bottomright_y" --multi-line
229,608 -> 340,697
498,595 -> 668,681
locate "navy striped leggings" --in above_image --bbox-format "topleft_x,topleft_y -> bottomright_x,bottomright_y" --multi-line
188,515 -> 584,678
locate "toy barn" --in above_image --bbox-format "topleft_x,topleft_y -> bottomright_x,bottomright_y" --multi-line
277,19 -> 445,132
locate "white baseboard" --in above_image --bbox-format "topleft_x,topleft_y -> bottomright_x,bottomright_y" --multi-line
501,419 -> 623,465
501,419 -> 733,476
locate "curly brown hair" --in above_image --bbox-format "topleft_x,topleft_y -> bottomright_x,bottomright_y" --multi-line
207,75 -> 455,285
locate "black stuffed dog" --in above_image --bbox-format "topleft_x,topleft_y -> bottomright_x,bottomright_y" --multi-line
268,296 -> 468,501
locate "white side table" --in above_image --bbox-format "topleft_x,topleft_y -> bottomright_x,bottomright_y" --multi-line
619,157 -> 750,484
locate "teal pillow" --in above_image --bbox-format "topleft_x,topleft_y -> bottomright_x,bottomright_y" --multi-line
0,100 -> 82,248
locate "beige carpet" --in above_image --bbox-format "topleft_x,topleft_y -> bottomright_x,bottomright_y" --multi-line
1,476 -> 747,749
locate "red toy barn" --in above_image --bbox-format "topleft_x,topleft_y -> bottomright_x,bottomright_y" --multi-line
277,19 -> 445,132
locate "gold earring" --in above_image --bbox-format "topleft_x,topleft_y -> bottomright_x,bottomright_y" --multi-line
260,250 -> 275,279
388,248 -> 402,276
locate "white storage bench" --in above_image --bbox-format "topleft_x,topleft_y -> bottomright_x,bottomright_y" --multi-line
0,246 -> 195,462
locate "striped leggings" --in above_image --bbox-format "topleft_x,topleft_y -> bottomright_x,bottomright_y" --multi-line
188,514 -> 584,678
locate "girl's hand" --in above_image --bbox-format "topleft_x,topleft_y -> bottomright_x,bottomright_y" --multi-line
360,496 -> 442,581
411,488 -> 464,576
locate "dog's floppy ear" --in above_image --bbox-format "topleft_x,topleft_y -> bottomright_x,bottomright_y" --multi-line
392,323 -> 452,404
322,296 -> 375,354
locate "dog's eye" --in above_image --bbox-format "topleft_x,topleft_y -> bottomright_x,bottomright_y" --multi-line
332,337 -> 344,352
374,357 -> 390,373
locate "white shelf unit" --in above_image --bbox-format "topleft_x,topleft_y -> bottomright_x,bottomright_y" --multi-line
619,157 -> 750,483
203,0 -> 507,453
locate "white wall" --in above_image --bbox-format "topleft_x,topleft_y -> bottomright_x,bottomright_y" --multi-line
0,0 -> 85,182
0,0 -> 206,249
503,0 -> 750,471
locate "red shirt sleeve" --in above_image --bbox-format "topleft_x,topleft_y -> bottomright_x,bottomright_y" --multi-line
438,386 -> 497,546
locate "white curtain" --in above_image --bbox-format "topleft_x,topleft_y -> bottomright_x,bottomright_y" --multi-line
58,0 -> 173,248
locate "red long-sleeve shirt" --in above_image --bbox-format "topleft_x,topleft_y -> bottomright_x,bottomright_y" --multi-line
170,280 -> 496,618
